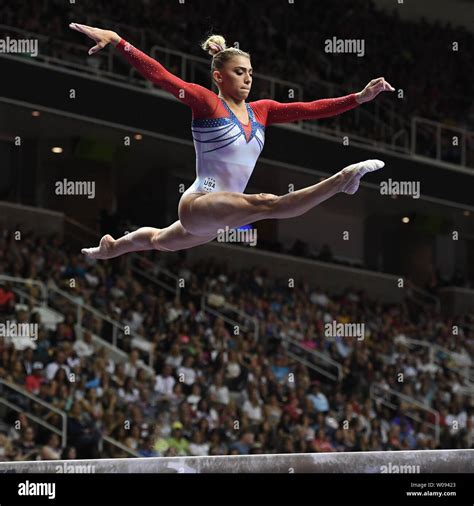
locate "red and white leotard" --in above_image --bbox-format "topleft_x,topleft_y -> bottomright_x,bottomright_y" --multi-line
116,38 -> 360,195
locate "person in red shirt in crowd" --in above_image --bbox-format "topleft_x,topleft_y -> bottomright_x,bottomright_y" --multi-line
312,428 -> 335,452
0,282 -> 15,314
387,425 -> 402,450
25,362 -> 45,395
283,391 -> 303,423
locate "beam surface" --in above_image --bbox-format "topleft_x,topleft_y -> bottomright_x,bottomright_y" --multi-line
0,449 -> 473,474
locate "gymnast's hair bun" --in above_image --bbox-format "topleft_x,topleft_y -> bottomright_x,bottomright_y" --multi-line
201,35 -> 227,57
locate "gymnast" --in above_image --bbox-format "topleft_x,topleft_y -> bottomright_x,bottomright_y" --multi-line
69,24 -> 394,259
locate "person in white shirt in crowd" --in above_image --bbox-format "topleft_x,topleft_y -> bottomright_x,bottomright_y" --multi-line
154,364 -> 176,398
124,349 -> 144,378
118,377 -> 140,404
73,330 -> 95,358
165,343 -> 183,369
176,355 -> 199,389
186,383 -> 202,409
208,372 -> 230,405
45,350 -> 71,381
188,430 -> 210,456
225,350 -> 241,384
242,388 -> 263,424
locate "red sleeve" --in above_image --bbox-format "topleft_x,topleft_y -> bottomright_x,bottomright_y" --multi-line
250,93 -> 360,126
115,38 -> 219,119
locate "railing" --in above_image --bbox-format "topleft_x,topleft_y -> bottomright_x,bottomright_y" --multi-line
129,256 -> 181,299
0,24 -> 133,83
395,336 -> 474,387
406,282 -> 441,312
50,285 -> 155,367
370,383 -> 440,444
411,116 -> 474,170
0,379 -> 139,458
135,255 -> 262,343
0,378 -> 67,447
0,275 -> 155,372
0,274 -> 48,305
201,293 -> 259,343
280,336 -> 343,382
130,254 -> 261,344
101,435 -> 140,458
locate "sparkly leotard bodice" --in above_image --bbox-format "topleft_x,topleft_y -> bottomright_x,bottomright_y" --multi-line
189,99 -> 265,194
116,38 -> 360,195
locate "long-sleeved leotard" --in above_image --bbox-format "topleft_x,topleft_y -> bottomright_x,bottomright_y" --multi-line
116,38 -> 360,194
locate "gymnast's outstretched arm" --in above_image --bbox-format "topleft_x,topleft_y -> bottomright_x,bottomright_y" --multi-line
251,77 -> 395,125
69,23 -> 219,118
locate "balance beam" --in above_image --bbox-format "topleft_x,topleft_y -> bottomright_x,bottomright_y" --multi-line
0,449 -> 473,473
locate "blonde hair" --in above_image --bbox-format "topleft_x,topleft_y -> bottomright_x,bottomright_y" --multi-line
201,34 -> 250,81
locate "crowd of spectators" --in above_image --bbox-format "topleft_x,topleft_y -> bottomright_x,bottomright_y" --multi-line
0,0 -> 473,156
0,230 -> 473,462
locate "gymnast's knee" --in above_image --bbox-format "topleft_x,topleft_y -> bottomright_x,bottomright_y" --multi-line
254,193 -> 280,212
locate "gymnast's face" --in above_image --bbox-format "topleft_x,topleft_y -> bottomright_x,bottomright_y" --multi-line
215,55 -> 253,101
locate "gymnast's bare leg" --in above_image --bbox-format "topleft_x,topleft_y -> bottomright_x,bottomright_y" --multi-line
81,159 -> 383,259
81,220 -> 217,259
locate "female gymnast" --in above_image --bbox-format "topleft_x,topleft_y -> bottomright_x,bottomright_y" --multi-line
69,23 -> 395,259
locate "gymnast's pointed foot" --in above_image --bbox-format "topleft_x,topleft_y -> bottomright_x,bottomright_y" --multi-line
340,159 -> 385,194
81,234 -> 116,260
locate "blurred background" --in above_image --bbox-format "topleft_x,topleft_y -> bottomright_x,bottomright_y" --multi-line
0,0 -> 473,461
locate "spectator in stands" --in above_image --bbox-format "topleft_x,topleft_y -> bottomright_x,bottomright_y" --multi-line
0,282 -> 15,314
208,373 -> 230,405
166,422 -> 189,456
307,382 -> 329,413
312,428 -> 335,452
66,400 -> 101,459
41,433 -> 62,460
230,432 -> 254,455
138,435 -> 159,457
154,364 -> 176,399
45,350 -> 70,381
73,330 -> 95,358
242,389 -> 263,425
188,430 -> 210,456
24,361 -> 45,395
124,349 -> 143,378
0,430 -> 15,461
13,427 -> 38,461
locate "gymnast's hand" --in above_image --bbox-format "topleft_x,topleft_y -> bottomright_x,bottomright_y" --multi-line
69,22 -> 120,55
355,77 -> 395,104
